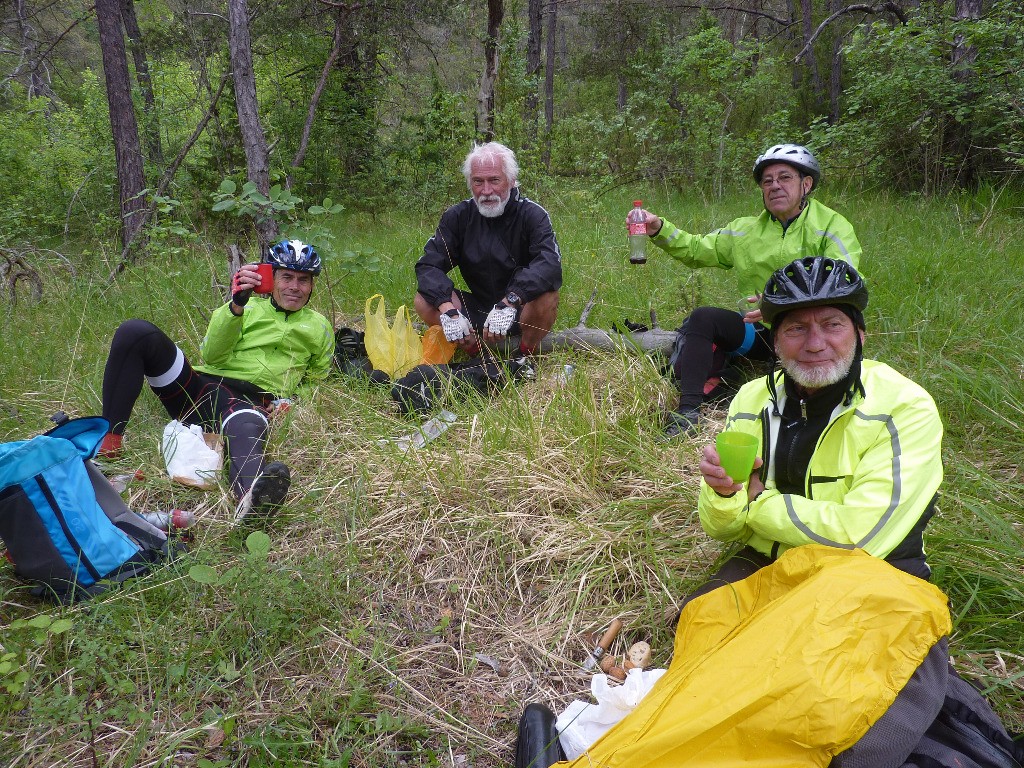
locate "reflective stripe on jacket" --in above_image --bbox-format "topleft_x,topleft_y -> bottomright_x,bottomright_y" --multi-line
698,360 -> 943,560
651,197 -> 862,298
197,298 -> 334,399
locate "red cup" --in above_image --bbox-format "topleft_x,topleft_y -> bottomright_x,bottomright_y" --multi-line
253,263 -> 274,294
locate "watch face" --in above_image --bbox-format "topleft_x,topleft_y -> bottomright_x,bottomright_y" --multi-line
506,292 -> 522,306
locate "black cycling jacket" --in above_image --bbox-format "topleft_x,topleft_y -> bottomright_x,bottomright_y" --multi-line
415,187 -> 563,309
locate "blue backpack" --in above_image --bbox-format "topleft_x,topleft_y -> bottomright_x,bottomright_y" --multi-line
0,416 -> 175,602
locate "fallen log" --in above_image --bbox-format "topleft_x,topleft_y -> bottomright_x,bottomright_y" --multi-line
538,289 -> 676,355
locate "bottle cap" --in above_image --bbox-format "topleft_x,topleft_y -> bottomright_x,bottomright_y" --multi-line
633,200 -> 642,206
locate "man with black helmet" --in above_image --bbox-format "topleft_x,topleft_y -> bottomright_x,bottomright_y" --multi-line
98,240 -> 334,522
680,256 -> 942,609
633,144 -> 862,437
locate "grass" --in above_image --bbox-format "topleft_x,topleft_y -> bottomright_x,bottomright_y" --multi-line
1,182 -> 1023,765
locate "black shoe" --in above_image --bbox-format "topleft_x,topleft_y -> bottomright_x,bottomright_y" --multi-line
235,462 -> 291,523
508,355 -> 536,382
664,408 -> 701,438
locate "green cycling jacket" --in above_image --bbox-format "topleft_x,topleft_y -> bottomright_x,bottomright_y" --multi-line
652,198 -> 862,298
698,360 -> 943,561
196,297 -> 334,399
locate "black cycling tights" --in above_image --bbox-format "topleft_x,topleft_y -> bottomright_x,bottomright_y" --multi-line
669,306 -> 774,412
102,319 -> 269,497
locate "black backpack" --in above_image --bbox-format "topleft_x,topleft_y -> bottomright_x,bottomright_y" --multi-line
391,359 -> 512,415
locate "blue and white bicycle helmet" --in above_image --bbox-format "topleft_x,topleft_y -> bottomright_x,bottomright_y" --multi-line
266,240 -> 322,275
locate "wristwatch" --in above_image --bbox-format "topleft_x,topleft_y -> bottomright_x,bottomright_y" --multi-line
504,291 -> 523,307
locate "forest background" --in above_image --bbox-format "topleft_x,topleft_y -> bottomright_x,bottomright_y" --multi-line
1,0 -> 1023,766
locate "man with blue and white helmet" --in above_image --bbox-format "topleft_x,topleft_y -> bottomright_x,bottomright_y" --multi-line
98,240 -> 334,523
631,144 -> 862,437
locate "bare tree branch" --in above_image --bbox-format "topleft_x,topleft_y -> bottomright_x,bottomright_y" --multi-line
289,6 -> 349,182
107,71 -> 232,281
794,2 -> 907,63
661,2 -> 792,27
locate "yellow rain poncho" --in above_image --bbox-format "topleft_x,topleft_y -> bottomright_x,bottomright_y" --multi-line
556,545 -> 951,767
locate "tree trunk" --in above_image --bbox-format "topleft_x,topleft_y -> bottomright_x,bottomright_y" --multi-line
524,0 -> 542,147
476,0 -> 504,142
800,0 -> 824,106
950,0 -> 982,187
13,0 -> 58,102
616,22 -> 627,111
119,0 -> 163,167
95,0 -> 147,251
542,0 -> 557,168
787,0 -> 800,89
827,0 -> 843,123
227,0 -> 278,251
952,0 -> 981,70
289,8 -> 346,186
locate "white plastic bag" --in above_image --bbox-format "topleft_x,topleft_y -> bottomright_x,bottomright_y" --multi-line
556,668 -> 667,760
161,420 -> 223,489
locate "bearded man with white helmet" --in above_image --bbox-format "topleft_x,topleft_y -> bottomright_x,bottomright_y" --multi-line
98,240 -> 334,521
634,144 -> 862,437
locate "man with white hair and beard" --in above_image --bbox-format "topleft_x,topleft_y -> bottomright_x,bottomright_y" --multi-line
676,256 -> 944,614
414,142 -> 562,363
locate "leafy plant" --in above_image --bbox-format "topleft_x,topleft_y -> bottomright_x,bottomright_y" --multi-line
210,179 -> 367,269
0,615 -> 73,707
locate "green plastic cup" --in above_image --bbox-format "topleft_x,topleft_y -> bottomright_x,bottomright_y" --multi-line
715,430 -> 759,483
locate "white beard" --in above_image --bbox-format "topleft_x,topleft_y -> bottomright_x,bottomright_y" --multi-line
474,192 -> 510,218
780,345 -> 856,390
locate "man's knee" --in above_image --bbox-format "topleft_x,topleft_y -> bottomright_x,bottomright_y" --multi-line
521,290 -> 559,331
110,318 -> 162,351
413,293 -> 437,324
221,408 -> 269,442
679,306 -> 719,336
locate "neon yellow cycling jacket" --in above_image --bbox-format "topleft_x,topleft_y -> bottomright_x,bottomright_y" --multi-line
652,197 -> 862,298
196,298 -> 334,399
698,360 -> 943,560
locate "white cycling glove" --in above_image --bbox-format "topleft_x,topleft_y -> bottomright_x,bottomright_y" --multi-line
483,303 -> 518,336
440,309 -> 474,342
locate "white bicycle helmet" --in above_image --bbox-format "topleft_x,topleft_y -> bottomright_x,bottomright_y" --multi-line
753,144 -> 821,190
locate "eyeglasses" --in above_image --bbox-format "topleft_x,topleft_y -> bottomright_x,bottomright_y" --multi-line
760,172 -> 801,189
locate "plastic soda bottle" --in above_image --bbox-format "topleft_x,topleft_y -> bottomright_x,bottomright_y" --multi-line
140,509 -> 196,531
627,200 -> 647,264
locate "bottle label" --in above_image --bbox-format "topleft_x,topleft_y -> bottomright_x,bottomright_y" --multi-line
628,221 -> 646,237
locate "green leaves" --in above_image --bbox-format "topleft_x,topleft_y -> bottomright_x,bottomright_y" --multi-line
186,531 -> 272,587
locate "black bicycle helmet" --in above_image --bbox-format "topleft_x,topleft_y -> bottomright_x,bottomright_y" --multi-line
266,239 -> 322,275
753,144 -> 821,190
760,256 -> 867,326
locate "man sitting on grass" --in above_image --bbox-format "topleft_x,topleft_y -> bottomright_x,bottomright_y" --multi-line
634,144 -> 861,437
98,240 -> 334,522
683,256 -> 943,611
414,141 -> 563,373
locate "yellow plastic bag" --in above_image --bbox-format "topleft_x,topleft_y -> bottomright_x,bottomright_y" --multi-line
364,294 -> 423,378
420,324 -> 456,365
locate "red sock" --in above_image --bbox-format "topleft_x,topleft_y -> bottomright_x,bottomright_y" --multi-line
97,432 -> 123,458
